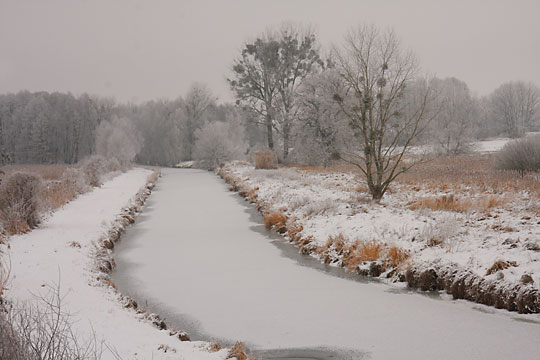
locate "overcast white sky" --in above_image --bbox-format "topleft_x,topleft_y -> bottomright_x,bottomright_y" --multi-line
1,0 -> 539,103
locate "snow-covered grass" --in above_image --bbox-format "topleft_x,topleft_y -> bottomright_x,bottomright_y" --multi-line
2,168 -> 230,360
219,155 -> 540,313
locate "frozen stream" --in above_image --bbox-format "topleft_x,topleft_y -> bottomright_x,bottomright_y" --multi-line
113,168 -> 540,359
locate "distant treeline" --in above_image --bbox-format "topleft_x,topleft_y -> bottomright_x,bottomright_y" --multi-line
0,86 -> 264,166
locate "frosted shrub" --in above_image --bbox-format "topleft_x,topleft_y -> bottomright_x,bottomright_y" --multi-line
254,150 -> 277,169
495,134 -> 540,175
81,155 -> 107,187
0,173 -> 43,234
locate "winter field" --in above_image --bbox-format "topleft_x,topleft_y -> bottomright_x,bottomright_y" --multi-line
219,148 -> 540,314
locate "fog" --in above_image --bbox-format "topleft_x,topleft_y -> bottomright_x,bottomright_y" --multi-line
1,0 -> 539,103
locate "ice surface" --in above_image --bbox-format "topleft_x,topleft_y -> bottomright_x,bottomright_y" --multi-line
114,169 -> 540,360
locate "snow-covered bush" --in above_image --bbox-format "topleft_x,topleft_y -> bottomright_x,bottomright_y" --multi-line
0,173 -> 43,234
193,120 -> 247,170
495,134 -> 540,174
81,155 -> 107,187
95,116 -> 142,166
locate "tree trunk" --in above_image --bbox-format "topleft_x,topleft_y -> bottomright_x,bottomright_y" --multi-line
266,113 -> 274,150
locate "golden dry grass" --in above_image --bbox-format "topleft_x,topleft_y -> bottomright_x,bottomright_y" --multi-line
264,211 -> 288,230
226,342 -> 253,360
409,194 -> 506,213
386,246 -> 410,268
486,260 -> 519,275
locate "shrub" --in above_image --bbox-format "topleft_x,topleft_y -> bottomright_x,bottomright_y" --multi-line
0,284 -> 104,360
495,134 -> 540,175
254,150 -> 277,169
0,173 -> 43,234
80,155 -> 107,187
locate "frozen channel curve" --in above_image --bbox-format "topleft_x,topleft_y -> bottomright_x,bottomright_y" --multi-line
113,168 -> 540,360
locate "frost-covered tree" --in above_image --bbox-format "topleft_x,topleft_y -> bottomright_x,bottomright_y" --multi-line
428,77 -> 477,154
179,84 -> 215,160
291,69 -> 349,165
229,24 -> 324,160
332,25 -> 434,201
193,114 -> 248,169
95,116 -> 141,165
490,81 -> 540,137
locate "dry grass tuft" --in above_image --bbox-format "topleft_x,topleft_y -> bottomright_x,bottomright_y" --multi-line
264,212 -> 288,231
386,246 -> 410,268
486,260 -> 518,275
358,240 -> 383,262
210,343 -> 222,352
254,150 -> 277,169
286,219 -> 303,242
226,341 -> 253,360
69,241 -> 81,248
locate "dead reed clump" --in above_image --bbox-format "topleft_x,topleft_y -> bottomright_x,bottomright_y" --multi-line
358,240 -> 383,262
286,219 -> 304,243
264,212 -> 288,232
409,194 -> 466,212
247,187 -> 259,203
386,246 -> 410,268
0,172 -> 43,235
254,150 -> 277,169
210,343 -> 222,352
486,260 -> 519,275
226,341 -> 253,360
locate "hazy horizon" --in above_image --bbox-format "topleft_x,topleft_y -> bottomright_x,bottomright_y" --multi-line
1,0 -> 539,103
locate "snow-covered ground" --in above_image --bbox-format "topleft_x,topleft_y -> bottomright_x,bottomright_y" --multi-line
112,168 -> 540,360
219,162 -> 540,312
3,168 -> 228,360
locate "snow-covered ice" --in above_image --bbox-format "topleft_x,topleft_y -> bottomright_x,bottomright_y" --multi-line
113,168 -> 540,359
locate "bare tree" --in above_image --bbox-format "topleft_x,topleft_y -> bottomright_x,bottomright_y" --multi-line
332,25 -> 434,202
180,84 -> 215,160
490,81 -> 540,137
428,77 -> 478,155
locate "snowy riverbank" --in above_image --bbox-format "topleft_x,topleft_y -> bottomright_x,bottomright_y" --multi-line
218,162 -> 540,314
3,168 -> 229,360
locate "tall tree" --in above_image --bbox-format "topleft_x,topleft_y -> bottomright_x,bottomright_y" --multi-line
332,25 -> 435,202
490,81 -> 540,137
180,84 -> 214,160
229,24 -> 324,160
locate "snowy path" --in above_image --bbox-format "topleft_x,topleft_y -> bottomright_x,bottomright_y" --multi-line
5,168 -> 227,360
113,168 -> 540,360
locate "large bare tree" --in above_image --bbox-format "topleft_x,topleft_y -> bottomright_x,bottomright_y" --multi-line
332,25 -> 434,202
490,81 -> 540,137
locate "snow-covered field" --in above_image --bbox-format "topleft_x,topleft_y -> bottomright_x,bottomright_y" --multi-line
3,168 -> 228,360
219,160 -> 540,313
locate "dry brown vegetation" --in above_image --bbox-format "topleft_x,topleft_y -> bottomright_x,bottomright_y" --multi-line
408,194 -> 505,213
396,154 -> 540,197
254,150 -> 277,169
263,211 -> 288,231
226,341 -> 253,360
386,246 -> 410,268
486,260 -> 519,275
